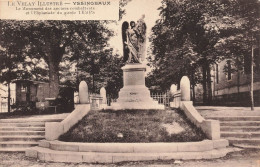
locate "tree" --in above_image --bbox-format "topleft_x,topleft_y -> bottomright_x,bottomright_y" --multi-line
0,21 -> 30,112
228,0 -> 259,110
149,0 -> 260,105
1,20 -> 113,98
119,0 -> 132,20
213,0 -> 260,110
147,36 -> 200,92
102,54 -> 124,98
59,0 -> 131,95
23,57 -> 49,81
149,0 -> 228,104
0,52 -> 21,113
65,48 -> 124,97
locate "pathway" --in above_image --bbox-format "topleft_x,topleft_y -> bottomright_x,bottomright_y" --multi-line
196,106 -> 260,117
0,149 -> 260,167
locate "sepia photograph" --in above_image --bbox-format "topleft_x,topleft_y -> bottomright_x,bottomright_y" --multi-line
0,0 -> 260,166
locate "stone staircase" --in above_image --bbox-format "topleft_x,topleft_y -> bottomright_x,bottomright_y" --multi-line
0,118 -> 64,152
206,116 -> 260,148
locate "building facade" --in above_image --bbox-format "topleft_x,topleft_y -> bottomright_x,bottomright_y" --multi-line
211,57 -> 260,106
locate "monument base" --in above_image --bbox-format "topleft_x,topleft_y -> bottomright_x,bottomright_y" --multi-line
111,64 -> 164,110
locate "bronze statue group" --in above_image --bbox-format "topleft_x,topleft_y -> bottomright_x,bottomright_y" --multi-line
122,15 -> 147,64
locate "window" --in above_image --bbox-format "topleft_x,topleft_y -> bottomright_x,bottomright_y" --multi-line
227,60 -> 232,80
21,84 -> 27,92
244,54 -> 251,74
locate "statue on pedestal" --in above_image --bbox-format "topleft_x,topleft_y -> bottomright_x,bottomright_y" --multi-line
122,15 -> 147,64
111,15 -> 164,110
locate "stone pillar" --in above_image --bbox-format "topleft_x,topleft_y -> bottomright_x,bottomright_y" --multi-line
170,84 -> 177,95
180,76 -> 190,101
170,84 -> 180,108
79,81 -> 89,104
100,87 -> 107,104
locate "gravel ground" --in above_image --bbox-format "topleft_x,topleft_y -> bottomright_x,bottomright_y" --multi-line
0,148 -> 259,167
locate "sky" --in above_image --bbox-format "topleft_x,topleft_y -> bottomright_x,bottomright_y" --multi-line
108,0 -> 162,57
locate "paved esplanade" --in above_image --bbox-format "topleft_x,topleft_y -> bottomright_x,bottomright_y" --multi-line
196,106 -> 260,117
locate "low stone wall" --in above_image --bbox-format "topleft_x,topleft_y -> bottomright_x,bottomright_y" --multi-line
38,139 -> 228,153
45,104 -> 91,141
180,101 -> 220,140
25,139 -> 231,163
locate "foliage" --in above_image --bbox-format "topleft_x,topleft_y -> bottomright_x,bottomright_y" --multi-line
213,0 -> 260,74
60,47 -> 123,97
149,0 -> 260,103
0,0 -> 132,101
0,20 -> 114,98
119,0 -> 132,20
0,21 -> 30,83
101,54 -> 124,98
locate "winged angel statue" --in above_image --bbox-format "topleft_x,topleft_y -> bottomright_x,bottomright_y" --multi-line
122,15 -> 147,63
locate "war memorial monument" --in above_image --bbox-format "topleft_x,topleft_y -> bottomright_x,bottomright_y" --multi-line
111,15 -> 164,110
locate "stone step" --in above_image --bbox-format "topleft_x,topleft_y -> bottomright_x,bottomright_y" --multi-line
0,147 -> 27,152
0,122 -> 45,127
220,126 -> 260,132
221,132 -> 260,138
226,138 -> 260,145
0,141 -> 38,148
0,135 -> 45,142
0,131 -> 45,136
0,127 -> 45,131
207,116 -> 260,121
233,144 -> 260,149
0,118 -> 63,123
220,121 -> 260,126
39,139 -> 229,153
26,146 -> 239,163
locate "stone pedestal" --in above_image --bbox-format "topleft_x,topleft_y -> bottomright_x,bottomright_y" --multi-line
90,95 -> 103,110
111,64 -> 164,110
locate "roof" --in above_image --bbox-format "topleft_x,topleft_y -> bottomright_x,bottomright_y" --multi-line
12,79 -> 47,85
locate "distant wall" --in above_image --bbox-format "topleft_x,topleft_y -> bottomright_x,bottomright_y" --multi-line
193,59 -> 260,106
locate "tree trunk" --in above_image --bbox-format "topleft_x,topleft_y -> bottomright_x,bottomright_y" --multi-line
192,85 -> 195,102
48,57 -> 60,98
191,68 -> 196,102
250,45 -> 254,111
8,82 -> 10,113
236,55 -> 240,103
43,38 -> 65,99
202,64 -> 207,105
207,65 -> 212,105
237,71 -> 240,103
92,74 -> 95,93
